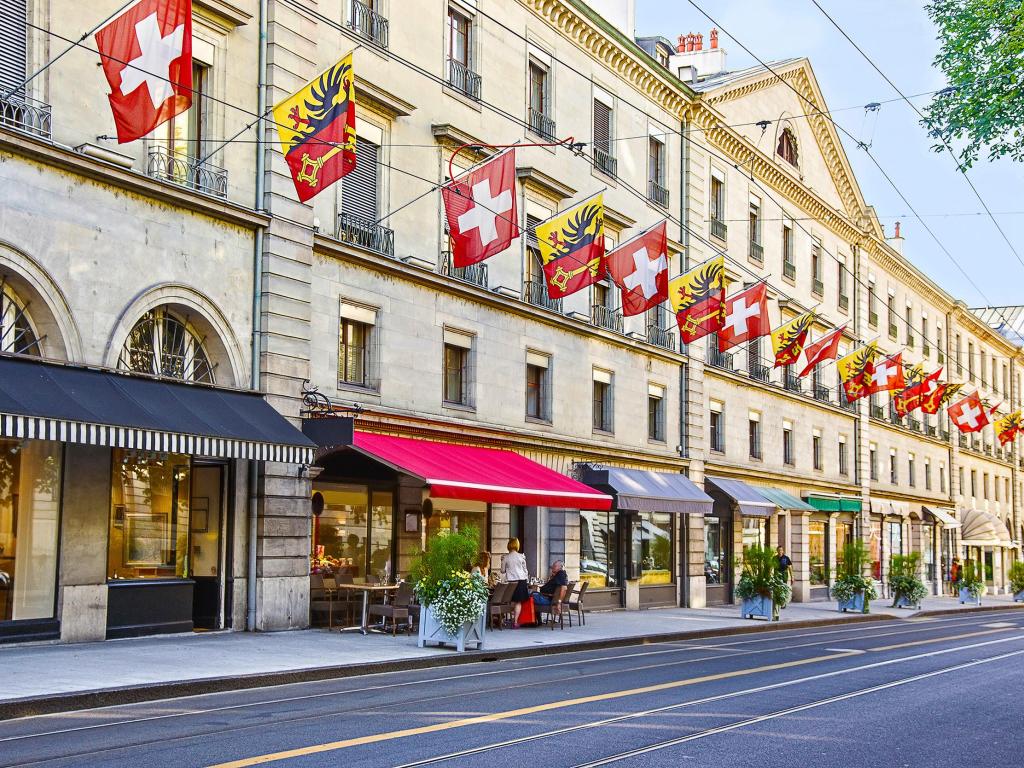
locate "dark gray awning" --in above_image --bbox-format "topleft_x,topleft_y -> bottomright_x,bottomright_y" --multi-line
581,466 -> 713,514
0,355 -> 315,463
705,475 -> 775,518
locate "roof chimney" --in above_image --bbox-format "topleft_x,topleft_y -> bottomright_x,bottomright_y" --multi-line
888,220 -> 905,255
671,28 -> 727,80
710,28 -> 719,49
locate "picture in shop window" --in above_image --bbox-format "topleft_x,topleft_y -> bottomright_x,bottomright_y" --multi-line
580,510 -> 617,589
634,512 -> 671,584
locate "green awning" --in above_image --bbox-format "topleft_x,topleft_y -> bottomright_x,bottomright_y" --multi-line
755,486 -> 815,512
804,493 -> 862,513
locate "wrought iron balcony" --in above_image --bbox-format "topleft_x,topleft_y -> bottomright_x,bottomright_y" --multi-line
783,370 -> 802,392
337,211 -> 395,256
0,92 -> 52,139
941,430 -> 950,442
839,293 -> 850,311
926,424 -> 937,437
871,404 -> 885,419
812,278 -> 824,297
646,323 -> 676,351
440,250 -> 488,288
710,218 -> 728,241
591,303 -> 623,332
447,58 -> 481,100
983,443 -> 993,456
890,411 -> 904,427
749,241 -> 764,263
350,0 -> 389,47
146,146 -> 228,198
707,346 -> 734,371
648,179 -> 669,208
813,384 -> 832,403
748,359 -> 771,383
524,278 -> 562,312
840,396 -> 858,412
783,260 -> 796,280
594,147 -> 617,177
958,434 -> 968,448
868,311 -> 879,327
908,417 -> 921,433
528,108 -> 557,140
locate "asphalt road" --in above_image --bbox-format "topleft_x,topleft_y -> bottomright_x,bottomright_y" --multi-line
2,612 -> 1022,767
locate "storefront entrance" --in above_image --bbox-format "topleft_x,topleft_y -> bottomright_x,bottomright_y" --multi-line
704,514 -> 731,605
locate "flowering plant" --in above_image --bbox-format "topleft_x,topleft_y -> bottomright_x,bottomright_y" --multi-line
888,553 -> 927,606
734,546 -> 792,608
310,551 -> 340,574
956,560 -> 985,598
832,540 -> 878,611
417,570 -> 490,635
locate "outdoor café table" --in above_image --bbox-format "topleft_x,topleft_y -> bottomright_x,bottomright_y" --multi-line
343,583 -> 398,635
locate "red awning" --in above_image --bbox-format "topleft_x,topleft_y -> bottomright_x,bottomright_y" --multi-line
351,432 -> 612,510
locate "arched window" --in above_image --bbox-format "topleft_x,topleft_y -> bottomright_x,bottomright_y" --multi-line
118,307 -> 215,383
0,281 -> 42,356
777,128 -> 799,166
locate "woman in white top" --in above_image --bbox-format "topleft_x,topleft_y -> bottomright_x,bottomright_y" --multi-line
501,537 -> 530,626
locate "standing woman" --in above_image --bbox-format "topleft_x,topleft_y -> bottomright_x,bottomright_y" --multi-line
502,538 -> 530,626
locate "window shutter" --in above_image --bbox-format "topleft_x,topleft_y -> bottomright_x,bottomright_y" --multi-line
0,0 -> 27,98
526,214 -> 541,248
341,137 -> 380,221
593,100 -> 611,153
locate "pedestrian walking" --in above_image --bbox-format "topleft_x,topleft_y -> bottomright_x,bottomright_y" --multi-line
949,557 -> 961,596
776,546 -> 793,586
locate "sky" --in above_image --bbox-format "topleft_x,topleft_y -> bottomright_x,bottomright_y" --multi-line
635,0 -> 1024,309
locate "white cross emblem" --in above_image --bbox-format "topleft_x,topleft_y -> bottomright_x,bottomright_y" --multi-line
955,403 -> 982,429
119,14 -> 186,108
871,360 -> 895,387
456,179 -> 513,246
623,246 -> 667,300
724,295 -> 761,336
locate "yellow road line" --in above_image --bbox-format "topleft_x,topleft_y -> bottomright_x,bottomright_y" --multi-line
869,626 -> 1013,652
207,650 -> 858,767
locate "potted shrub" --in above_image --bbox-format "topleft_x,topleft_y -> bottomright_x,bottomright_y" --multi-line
888,553 -> 927,610
1010,562 -> 1024,603
735,545 -> 791,621
832,540 -> 878,614
411,526 -> 490,652
957,560 -> 985,605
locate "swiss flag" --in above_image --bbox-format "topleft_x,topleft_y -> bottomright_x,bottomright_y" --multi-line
796,324 -> 845,377
96,0 -> 193,144
442,150 -> 519,267
949,391 -> 989,433
865,352 -> 906,395
717,283 -> 769,351
606,221 -> 668,316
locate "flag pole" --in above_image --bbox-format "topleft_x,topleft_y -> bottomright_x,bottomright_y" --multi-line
2,0 -> 140,101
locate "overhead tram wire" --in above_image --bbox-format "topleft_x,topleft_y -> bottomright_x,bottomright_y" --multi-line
808,0 -> 1024,274
684,0 -> 1021,350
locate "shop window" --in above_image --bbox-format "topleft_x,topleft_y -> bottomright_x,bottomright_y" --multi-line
0,439 -> 62,621
109,451 -> 191,580
314,485 -> 394,583
809,520 -> 826,585
835,521 -> 854,574
704,516 -> 726,585
118,308 -> 215,383
634,512 -> 672,585
742,517 -> 767,550
888,521 -> 903,557
0,282 -> 42,356
580,510 -> 617,589
870,518 -> 883,580
425,500 -> 486,555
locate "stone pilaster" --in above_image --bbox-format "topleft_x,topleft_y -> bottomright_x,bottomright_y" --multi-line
685,513 -> 706,608
827,511 -> 839,589
547,509 -> 581,580
790,511 -> 810,603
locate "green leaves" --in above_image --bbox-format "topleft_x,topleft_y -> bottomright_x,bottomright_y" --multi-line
924,0 -> 1024,167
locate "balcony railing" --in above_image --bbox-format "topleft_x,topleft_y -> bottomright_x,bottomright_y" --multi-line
710,218 -> 728,241
958,434 -> 968,449
926,424 -> 937,437
646,323 -> 676,351
908,417 -> 922,433
839,293 -> 850,311
890,411 -> 904,427
0,93 -> 52,139
524,278 -> 562,312
446,58 -> 482,100
146,146 -> 228,198
783,260 -> 796,280
941,430 -> 950,442
707,347 -> 734,371
350,0 -> 389,47
840,395 -> 858,412
748,359 -> 771,383
749,241 -> 764,263
591,303 -> 623,332
337,211 -> 395,256
528,108 -> 557,140
783,370 -> 802,392
594,146 -> 617,177
813,384 -> 832,403
648,179 -> 669,208
440,250 -> 488,288
812,278 -> 824,297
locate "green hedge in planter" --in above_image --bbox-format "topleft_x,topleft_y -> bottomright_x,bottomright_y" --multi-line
832,540 -> 877,611
889,553 -> 927,607
957,560 -> 986,598
1009,561 -> 1024,595
735,545 -> 792,608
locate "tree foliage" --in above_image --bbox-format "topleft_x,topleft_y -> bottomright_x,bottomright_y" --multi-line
923,0 -> 1024,167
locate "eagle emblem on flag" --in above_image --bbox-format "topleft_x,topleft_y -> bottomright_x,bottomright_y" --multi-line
668,257 -> 726,344
770,311 -> 814,368
537,196 -> 606,299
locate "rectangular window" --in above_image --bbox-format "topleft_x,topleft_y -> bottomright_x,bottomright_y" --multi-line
341,136 -> 381,221
705,515 -> 726,585
867,284 -> 878,325
710,175 -> 725,228
525,351 -> 551,422
748,197 -> 762,259
648,385 -> 666,442
908,453 -> 916,487
887,296 -> 897,338
925,458 -> 932,491
922,317 -> 930,356
995,475 -> 1001,502
748,411 -> 761,459
870,444 -> 879,481
593,370 -> 613,433
710,402 -> 724,453
984,472 -> 990,500
970,469 -> 977,498
968,341 -> 975,381
811,241 -> 822,281
905,306 -> 914,347
0,0 -> 27,98
809,521 -> 826,586
528,61 -> 553,137
956,334 -> 963,374
592,97 -> 614,174
648,136 -> 667,206
940,464 -> 947,493
580,511 -> 618,589
635,511 -> 673,584
443,330 -> 474,407
109,451 -> 190,580
839,436 -> 849,476
446,6 -> 471,65
783,422 -> 794,466
889,450 -> 898,485
338,315 -> 371,387
0,439 -> 62,620
812,429 -> 822,470
316,484 -> 393,583
837,261 -> 848,308
158,62 -> 209,165
889,521 -> 903,557
782,221 -> 794,269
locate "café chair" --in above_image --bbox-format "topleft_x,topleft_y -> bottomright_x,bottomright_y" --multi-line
487,582 -> 514,629
369,580 -> 415,635
537,584 -> 569,630
567,581 -> 588,626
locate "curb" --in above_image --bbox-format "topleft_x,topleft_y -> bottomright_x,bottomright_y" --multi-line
3,604 -> 1020,721
0,613 -> 889,721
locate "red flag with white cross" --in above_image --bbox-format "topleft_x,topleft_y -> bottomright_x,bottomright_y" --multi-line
717,282 -> 769,351
948,391 -> 989,433
442,150 -> 519,268
606,221 -> 669,317
864,352 -> 906,395
95,0 -> 193,144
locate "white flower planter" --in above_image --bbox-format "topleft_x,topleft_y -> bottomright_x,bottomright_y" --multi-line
959,587 -> 981,606
1014,590 -> 1024,603
417,604 -> 486,652
740,595 -> 776,621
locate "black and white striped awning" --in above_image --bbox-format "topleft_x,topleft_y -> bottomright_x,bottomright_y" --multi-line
0,355 -> 315,464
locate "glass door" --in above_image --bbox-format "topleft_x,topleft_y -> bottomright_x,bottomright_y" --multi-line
190,464 -> 224,630
704,515 -> 731,604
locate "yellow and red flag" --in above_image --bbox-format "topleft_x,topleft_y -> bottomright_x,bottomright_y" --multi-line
995,411 -> 1022,445
536,195 -> 606,299
922,381 -> 961,415
668,257 -> 726,344
770,311 -> 814,368
836,343 -> 877,403
894,367 -> 942,417
274,53 -> 356,202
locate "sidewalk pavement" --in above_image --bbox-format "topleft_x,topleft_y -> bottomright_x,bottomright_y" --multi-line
2,593 -> 1021,716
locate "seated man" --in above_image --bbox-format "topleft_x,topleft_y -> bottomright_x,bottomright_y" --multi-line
532,560 -> 569,608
